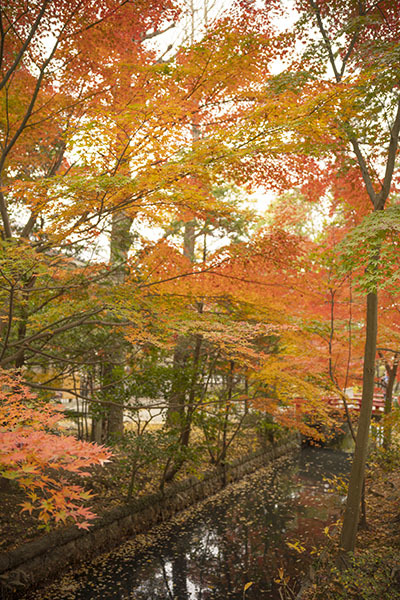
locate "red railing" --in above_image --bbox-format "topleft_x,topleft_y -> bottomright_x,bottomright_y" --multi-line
294,391 -> 387,415
325,392 -> 386,414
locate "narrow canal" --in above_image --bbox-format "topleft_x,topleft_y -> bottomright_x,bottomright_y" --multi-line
29,448 -> 351,600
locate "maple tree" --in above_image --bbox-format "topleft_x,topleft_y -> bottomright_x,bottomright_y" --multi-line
0,0 -> 285,412
0,0 -> 179,415
244,0 -> 400,558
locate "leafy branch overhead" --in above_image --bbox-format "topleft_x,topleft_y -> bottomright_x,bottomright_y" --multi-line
337,206 -> 400,293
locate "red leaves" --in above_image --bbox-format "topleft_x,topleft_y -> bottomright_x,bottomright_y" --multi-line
0,370 -> 112,530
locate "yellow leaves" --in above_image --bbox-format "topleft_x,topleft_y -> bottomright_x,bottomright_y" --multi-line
20,501 -> 35,515
243,581 -> 254,592
274,566 -> 292,587
79,490 -> 94,501
257,354 -> 319,401
286,540 -> 305,553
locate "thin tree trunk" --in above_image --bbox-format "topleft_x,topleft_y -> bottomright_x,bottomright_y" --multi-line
166,337 -> 188,426
164,333 -> 202,483
339,291 -> 378,557
383,354 -> 399,449
105,210 -> 133,438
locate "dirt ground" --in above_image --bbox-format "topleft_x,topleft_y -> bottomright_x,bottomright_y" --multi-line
301,463 -> 400,599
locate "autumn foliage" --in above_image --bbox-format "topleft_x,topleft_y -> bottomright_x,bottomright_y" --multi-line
0,370 -> 111,529
1,0 -> 400,566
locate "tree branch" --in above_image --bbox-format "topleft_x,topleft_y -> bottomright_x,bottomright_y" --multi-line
0,308 -> 106,366
0,12 -> 72,174
0,186 -> 12,238
0,0 -> 50,91
308,0 -> 340,82
349,136 -> 378,205
377,96 -> 400,210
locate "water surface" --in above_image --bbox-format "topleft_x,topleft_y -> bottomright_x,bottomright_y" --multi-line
32,448 -> 350,600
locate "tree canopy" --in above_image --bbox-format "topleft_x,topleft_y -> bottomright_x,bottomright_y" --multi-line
0,0 -> 400,565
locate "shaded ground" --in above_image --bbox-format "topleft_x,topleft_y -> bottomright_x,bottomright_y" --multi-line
0,480 -> 39,553
301,460 -> 400,599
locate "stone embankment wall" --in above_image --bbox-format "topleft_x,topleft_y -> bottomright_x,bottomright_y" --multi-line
0,435 -> 299,599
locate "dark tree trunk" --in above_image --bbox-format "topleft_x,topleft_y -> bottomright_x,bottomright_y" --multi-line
383,353 -> 399,449
339,292 -> 378,557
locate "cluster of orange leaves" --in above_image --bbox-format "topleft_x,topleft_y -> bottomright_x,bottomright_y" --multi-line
0,371 -> 111,529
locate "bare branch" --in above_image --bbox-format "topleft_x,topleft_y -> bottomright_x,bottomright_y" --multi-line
137,22 -> 175,42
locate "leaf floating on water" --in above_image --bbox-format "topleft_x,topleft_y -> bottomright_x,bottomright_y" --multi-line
244,581 -> 254,591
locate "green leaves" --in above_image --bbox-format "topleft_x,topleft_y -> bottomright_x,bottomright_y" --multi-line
336,206 -> 400,293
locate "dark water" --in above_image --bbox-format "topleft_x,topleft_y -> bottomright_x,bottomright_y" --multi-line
33,448 -> 351,600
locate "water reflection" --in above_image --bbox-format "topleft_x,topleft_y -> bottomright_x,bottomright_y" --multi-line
35,448 -> 350,600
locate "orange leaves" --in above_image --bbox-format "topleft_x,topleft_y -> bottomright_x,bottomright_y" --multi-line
0,370 -> 112,529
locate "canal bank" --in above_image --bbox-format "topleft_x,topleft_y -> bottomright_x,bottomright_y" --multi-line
0,434 -> 300,599
16,445 -> 351,600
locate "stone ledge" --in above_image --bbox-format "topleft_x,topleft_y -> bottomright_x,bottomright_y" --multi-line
0,434 -> 299,599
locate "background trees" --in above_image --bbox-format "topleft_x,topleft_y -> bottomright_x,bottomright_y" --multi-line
1,1 -> 400,561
